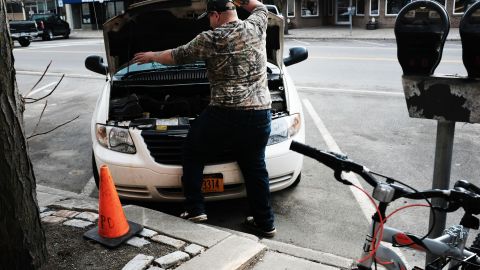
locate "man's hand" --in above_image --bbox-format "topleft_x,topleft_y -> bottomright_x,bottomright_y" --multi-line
233,0 -> 263,12
132,50 -> 175,65
132,51 -> 156,64
233,0 -> 249,6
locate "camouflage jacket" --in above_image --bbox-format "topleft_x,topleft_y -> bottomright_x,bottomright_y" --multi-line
172,5 -> 271,110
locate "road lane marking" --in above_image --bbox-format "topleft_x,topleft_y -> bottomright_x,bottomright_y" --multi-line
285,43 -> 462,51
352,40 -> 386,47
80,177 -> 97,196
17,70 -> 105,80
307,56 -> 463,63
15,41 -> 103,51
302,98 -> 375,220
292,39 -> 311,45
302,98 -> 411,268
25,81 -> 58,97
297,86 -> 403,97
15,50 -> 104,54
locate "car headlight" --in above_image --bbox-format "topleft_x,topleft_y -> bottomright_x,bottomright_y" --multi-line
267,113 -> 301,146
95,124 -> 136,154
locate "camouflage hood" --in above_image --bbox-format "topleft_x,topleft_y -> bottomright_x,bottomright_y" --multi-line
102,0 -> 284,75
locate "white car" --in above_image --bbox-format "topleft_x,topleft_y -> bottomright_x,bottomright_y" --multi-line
265,4 -> 284,19
86,0 -> 308,202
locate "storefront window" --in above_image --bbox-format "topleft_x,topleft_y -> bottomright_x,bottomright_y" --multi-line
385,0 -> 407,15
82,3 -> 91,24
370,0 -> 379,16
301,0 -> 319,17
356,0 -> 365,15
454,0 -> 477,14
287,0 -> 295,17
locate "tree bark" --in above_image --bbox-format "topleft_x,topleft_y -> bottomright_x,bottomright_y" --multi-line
0,0 -> 48,268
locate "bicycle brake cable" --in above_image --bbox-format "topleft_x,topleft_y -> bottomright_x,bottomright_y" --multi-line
369,172 -> 436,248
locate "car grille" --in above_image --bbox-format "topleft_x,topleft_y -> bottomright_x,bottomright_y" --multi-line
124,69 -> 208,82
141,130 -> 235,165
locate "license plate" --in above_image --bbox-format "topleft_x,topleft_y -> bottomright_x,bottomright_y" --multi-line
202,174 -> 224,193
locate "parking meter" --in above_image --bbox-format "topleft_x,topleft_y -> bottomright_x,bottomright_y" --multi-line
394,1 -> 449,76
460,1 -> 480,78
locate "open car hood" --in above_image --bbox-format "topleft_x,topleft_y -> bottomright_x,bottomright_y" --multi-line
103,0 -> 284,75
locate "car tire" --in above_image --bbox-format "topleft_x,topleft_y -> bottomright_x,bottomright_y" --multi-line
43,29 -> 53,41
63,32 -> 69,39
92,151 -> 100,189
289,173 -> 301,188
19,37 -> 31,47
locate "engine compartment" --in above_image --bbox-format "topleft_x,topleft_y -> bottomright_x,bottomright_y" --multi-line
107,65 -> 288,129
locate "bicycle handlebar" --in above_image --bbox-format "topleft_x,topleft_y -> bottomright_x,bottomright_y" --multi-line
290,140 -> 379,187
290,140 -> 480,214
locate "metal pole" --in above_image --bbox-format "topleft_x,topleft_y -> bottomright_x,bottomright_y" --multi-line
426,120 -> 455,266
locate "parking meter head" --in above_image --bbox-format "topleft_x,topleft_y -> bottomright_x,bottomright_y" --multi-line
460,1 -> 480,79
394,0 -> 449,76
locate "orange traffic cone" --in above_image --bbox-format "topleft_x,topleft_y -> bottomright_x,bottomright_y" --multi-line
84,165 -> 143,248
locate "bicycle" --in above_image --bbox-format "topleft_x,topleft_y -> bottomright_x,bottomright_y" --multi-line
289,140 -> 480,270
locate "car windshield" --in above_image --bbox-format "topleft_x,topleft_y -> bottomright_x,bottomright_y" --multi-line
31,14 -> 51,20
115,61 -> 206,77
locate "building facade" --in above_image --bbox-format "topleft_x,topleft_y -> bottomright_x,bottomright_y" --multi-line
267,0 -> 477,28
6,0 -> 478,29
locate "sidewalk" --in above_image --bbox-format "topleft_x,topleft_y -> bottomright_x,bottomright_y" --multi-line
70,26 -> 461,41
37,185 -> 353,269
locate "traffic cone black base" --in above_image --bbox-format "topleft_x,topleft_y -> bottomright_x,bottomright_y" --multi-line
84,221 -> 143,248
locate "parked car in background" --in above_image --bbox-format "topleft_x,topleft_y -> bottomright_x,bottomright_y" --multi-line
265,4 -> 284,19
31,14 -> 70,40
9,20 -> 38,47
86,0 -> 308,202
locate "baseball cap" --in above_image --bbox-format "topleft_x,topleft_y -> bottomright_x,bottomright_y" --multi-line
198,0 -> 236,19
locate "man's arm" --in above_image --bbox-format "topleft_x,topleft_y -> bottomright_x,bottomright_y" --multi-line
132,50 -> 175,65
233,0 -> 264,13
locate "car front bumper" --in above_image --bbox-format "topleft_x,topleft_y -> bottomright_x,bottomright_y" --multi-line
93,136 -> 303,202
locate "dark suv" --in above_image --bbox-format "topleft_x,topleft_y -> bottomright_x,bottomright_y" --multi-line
31,14 -> 70,41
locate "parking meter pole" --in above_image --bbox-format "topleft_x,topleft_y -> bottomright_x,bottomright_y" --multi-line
426,120 -> 455,265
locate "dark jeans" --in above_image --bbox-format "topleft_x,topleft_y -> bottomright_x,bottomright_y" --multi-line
181,106 -> 274,229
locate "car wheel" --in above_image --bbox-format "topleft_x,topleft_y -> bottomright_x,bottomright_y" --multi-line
92,151 -> 100,189
63,32 -> 69,39
289,173 -> 301,188
19,37 -> 31,47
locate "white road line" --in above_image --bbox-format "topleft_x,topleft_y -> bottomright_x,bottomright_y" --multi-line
25,81 -> 58,97
302,98 -> 375,220
302,98 -> 410,268
298,86 -> 403,97
80,177 -> 97,196
307,56 -> 463,63
292,39 -> 311,45
15,50 -> 104,54
286,44 -> 462,51
15,41 -> 103,51
352,40 -> 386,47
17,70 -> 105,80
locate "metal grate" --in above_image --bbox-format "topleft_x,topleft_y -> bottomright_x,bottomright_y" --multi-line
141,130 -> 235,165
125,69 -> 208,82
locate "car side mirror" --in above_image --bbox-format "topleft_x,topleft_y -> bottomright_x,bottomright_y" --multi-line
85,55 -> 107,75
284,47 -> 308,67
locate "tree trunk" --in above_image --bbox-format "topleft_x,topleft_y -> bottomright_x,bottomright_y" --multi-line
0,0 -> 48,268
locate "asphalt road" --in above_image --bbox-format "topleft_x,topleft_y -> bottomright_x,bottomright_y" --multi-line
13,37 -> 480,266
